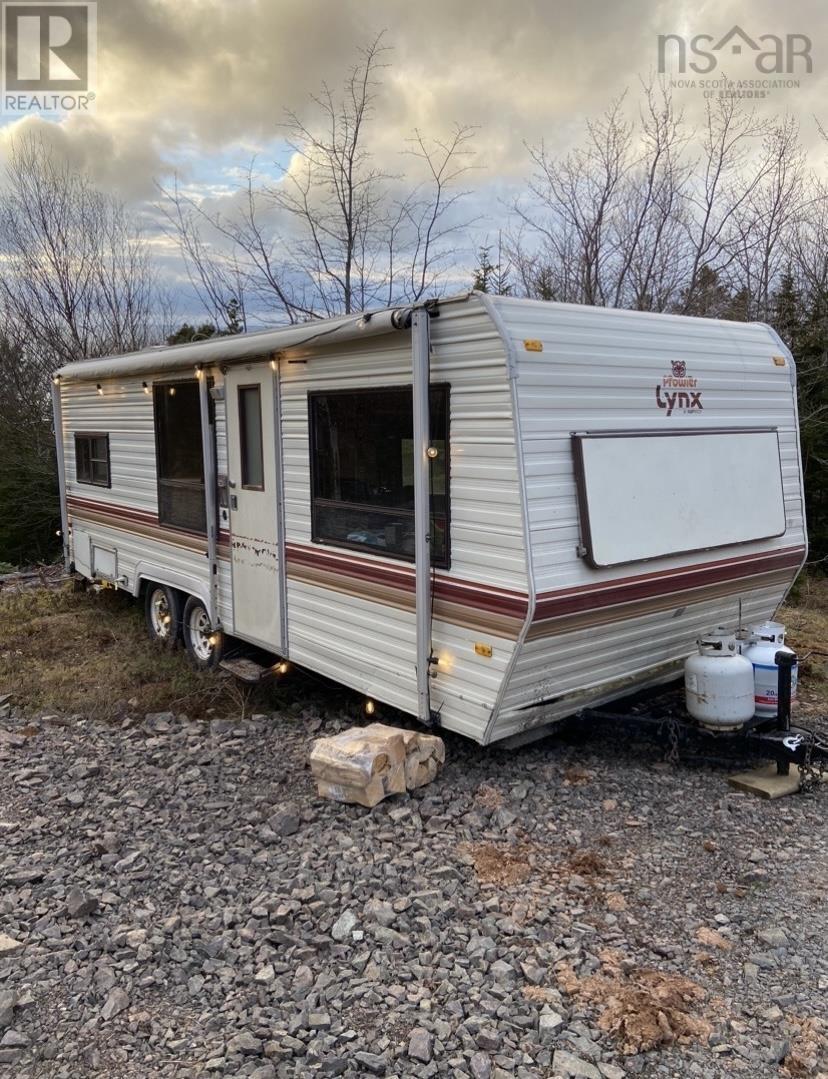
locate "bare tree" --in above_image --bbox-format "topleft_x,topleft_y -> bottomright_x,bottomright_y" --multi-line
512,95 -> 633,306
795,121 -> 828,297
161,35 -> 477,324
0,133 -> 158,372
160,176 -> 254,331
392,125 -> 478,303
510,82 -> 690,312
507,85 -> 810,318
728,116 -> 805,320
272,34 -> 393,316
791,170 -> 828,303
609,79 -> 690,311
679,96 -> 772,314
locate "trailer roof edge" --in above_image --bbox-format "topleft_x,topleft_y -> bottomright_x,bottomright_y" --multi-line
55,292 -> 476,382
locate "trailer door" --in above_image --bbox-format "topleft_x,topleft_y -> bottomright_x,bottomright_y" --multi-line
224,362 -> 284,651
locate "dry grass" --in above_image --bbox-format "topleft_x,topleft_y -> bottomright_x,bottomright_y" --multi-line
782,1015 -> 828,1076
563,765 -> 593,786
694,926 -> 732,952
780,578 -> 828,718
556,949 -> 711,1055
0,584 -> 238,720
461,841 -> 536,886
522,986 -> 560,1004
605,892 -> 627,911
569,849 -> 610,877
475,782 -> 504,810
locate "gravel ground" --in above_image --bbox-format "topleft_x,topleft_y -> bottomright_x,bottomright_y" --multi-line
0,689 -> 826,1079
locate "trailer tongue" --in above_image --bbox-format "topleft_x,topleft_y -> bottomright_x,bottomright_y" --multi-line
579,647 -> 828,792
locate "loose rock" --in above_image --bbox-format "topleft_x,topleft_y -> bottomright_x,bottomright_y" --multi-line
552,1049 -> 602,1079
408,1027 -> 433,1063
331,909 -> 358,941
65,886 -> 98,918
100,988 -> 129,1021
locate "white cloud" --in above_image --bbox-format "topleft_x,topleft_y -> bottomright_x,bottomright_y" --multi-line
0,0 -> 823,321
1,0 -> 824,200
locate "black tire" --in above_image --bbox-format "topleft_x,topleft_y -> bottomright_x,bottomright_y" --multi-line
144,583 -> 182,646
182,595 -> 224,670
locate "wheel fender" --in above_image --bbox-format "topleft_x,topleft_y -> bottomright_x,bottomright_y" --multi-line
134,564 -> 209,608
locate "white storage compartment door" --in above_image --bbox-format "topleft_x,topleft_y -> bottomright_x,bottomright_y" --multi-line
572,428 -> 786,568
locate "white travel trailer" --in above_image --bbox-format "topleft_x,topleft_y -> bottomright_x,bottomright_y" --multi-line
52,293 -> 807,744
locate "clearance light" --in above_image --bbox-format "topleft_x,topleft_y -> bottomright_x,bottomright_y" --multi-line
142,381 -> 150,394
96,383 -> 103,395
364,699 -> 376,716
276,661 -> 290,675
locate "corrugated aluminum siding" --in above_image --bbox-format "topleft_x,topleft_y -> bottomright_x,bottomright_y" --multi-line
487,297 -> 806,740
61,373 -> 235,630
280,299 -> 527,740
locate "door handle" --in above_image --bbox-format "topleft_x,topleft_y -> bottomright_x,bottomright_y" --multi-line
230,495 -> 238,510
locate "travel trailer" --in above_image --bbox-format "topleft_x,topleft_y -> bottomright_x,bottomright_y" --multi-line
52,293 -> 807,744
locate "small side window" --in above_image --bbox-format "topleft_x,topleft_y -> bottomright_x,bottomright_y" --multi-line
75,433 -> 110,488
239,385 -> 264,490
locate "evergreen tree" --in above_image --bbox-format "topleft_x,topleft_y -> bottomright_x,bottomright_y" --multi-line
532,265 -> 557,302
472,238 -> 511,295
771,271 -> 828,568
678,266 -> 733,319
166,323 -> 218,346
166,300 -> 241,346
0,338 -> 59,565
224,297 -> 243,334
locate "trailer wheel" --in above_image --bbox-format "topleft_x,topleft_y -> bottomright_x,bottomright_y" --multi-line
144,584 -> 181,646
182,596 -> 224,670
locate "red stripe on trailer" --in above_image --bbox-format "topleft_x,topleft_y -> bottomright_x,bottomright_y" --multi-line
67,494 -> 231,547
284,542 -> 530,619
66,495 -> 803,627
533,546 -> 804,622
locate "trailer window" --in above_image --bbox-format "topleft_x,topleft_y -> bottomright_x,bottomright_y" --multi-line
153,380 -> 211,534
75,433 -> 110,487
309,385 -> 449,566
239,385 -> 265,490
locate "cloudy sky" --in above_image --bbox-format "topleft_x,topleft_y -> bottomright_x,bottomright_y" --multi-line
1,0 -> 825,320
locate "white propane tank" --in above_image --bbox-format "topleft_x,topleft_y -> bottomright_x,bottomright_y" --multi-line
684,628 -> 756,729
742,621 -> 797,718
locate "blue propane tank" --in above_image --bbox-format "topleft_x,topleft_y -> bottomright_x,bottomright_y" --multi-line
742,621 -> 798,719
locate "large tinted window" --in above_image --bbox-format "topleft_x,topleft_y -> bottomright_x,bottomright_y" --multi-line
310,385 -> 449,566
153,380 -> 209,533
